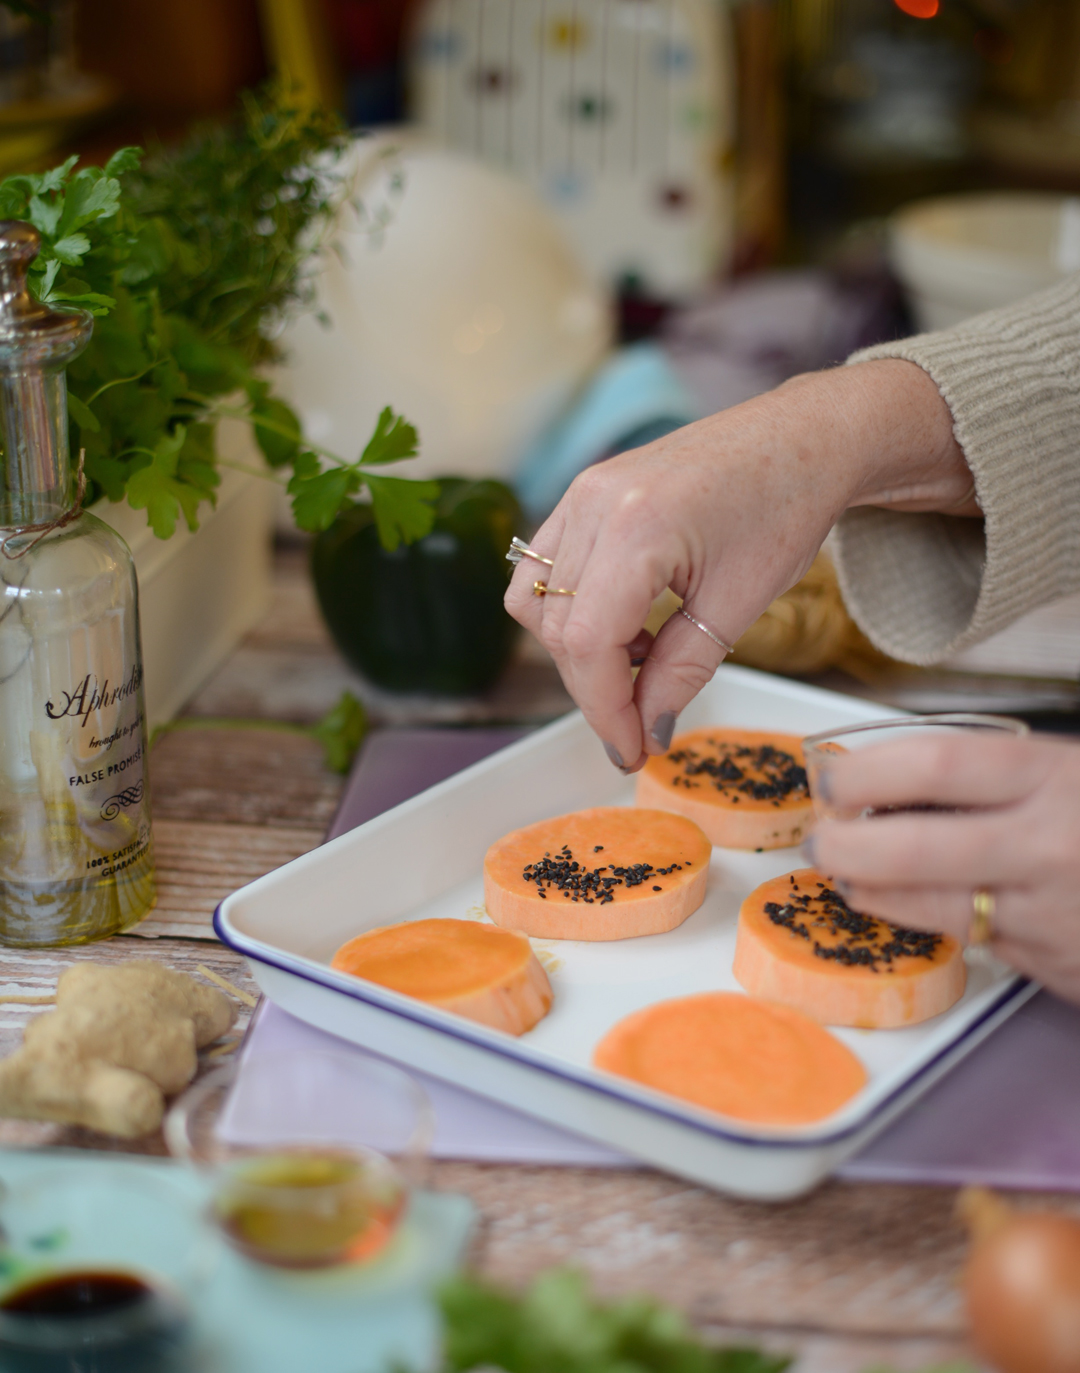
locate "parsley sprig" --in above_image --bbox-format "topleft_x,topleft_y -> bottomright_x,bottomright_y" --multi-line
437,1270 -> 791,1373
0,85 -> 437,549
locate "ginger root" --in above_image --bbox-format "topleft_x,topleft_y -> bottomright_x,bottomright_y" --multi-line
0,961 -> 237,1137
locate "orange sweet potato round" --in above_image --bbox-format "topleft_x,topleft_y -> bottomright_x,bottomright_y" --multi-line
484,806 -> 710,941
635,727 -> 812,850
733,868 -> 966,1029
593,991 -> 867,1126
330,918 -> 553,1036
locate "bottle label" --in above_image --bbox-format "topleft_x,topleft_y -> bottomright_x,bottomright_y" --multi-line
39,665 -> 152,868
45,664 -> 144,728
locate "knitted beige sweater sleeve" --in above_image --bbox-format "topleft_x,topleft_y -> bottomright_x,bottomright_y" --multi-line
830,272 -> 1080,665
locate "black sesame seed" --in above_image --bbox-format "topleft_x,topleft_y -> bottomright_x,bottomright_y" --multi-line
666,741 -> 808,803
767,879 -> 943,971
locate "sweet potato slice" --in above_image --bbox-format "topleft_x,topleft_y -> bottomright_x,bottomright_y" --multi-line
330,918 -> 553,1036
593,991 -> 867,1126
733,868 -> 966,1029
636,727 -> 812,850
484,806 -> 710,941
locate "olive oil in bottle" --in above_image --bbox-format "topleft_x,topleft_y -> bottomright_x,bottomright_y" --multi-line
0,221 -> 155,945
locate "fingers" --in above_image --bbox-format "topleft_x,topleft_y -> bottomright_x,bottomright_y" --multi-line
504,508 -> 647,766
504,507 -> 566,635
809,811 -> 1034,889
829,880 -> 1026,946
816,734 -> 1055,813
632,610 -> 728,753
509,473 -> 688,767
546,533 -> 667,769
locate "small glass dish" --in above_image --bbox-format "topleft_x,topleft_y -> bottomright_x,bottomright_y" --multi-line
802,712 -> 1030,821
0,1166 -> 212,1372
166,1049 -> 433,1271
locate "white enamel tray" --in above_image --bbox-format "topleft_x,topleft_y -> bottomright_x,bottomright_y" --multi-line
215,665 -> 1034,1200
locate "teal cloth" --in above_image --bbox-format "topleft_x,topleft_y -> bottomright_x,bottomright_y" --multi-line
515,344 -> 700,518
0,1148 -> 474,1373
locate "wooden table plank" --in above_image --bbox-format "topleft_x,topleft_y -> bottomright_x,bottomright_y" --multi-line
132,819 -> 324,939
430,1164 -> 972,1337
150,726 -> 344,830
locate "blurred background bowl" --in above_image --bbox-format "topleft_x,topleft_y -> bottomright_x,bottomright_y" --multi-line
889,191 -> 1080,331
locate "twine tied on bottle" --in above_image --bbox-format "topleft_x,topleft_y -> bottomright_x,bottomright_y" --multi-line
0,448 -> 87,561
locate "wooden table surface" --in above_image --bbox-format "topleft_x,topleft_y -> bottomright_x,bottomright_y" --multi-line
2,539 -> 1063,1373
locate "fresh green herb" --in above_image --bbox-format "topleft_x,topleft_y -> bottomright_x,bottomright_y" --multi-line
150,690 -> 368,776
286,408 -> 439,549
310,691 -> 368,774
436,1269 -> 792,1373
0,84 -> 437,548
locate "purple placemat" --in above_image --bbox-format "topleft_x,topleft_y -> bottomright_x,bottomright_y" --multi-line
237,1001 -> 630,1166
326,727 -> 529,840
290,725 -> 1080,1190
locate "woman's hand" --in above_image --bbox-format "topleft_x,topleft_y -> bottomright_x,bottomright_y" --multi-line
506,359 -> 972,774
806,733 -> 1080,1001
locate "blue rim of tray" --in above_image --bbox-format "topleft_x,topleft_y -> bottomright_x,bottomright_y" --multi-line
214,902 -> 1033,1153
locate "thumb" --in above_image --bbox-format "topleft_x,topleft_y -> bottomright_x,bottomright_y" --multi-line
632,608 -> 731,754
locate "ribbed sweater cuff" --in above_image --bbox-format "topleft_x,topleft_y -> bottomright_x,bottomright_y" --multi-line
832,273 -> 1080,664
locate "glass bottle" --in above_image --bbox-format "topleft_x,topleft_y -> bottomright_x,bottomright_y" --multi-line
0,220 -> 155,945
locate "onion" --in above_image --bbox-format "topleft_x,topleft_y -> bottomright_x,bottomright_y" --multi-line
959,1187 -> 1080,1373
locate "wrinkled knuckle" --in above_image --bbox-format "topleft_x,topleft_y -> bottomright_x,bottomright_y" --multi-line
567,463 -> 609,504
561,618 -> 598,659
661,655 -> 718,696
537,616 -> 566,655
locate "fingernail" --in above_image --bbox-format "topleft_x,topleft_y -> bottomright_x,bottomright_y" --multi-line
603,741 -> 626,770
800,836 -> 819,868
650,711 -> 677,751
630,656 -> 646,668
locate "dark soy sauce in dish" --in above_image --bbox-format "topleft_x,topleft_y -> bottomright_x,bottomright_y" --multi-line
0,1269 -> 190,1372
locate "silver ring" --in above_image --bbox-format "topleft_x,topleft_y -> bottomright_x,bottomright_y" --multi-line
506,536 -> 553,568
678,607 -> 734,655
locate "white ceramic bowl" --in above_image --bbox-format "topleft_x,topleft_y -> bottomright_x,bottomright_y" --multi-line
275,133 -> 613,484
889,192 -> 1079,332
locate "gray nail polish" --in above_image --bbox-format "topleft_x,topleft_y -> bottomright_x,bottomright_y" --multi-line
603,741 -> 625,770
800,836 -> 819,868
650,711 -> 677,751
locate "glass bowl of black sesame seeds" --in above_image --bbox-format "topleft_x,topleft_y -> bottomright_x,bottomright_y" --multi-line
802,713 -> 1029,822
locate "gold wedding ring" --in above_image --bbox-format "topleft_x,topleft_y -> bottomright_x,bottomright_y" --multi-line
533,580 -> 576,597
969,888 -> 996,946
